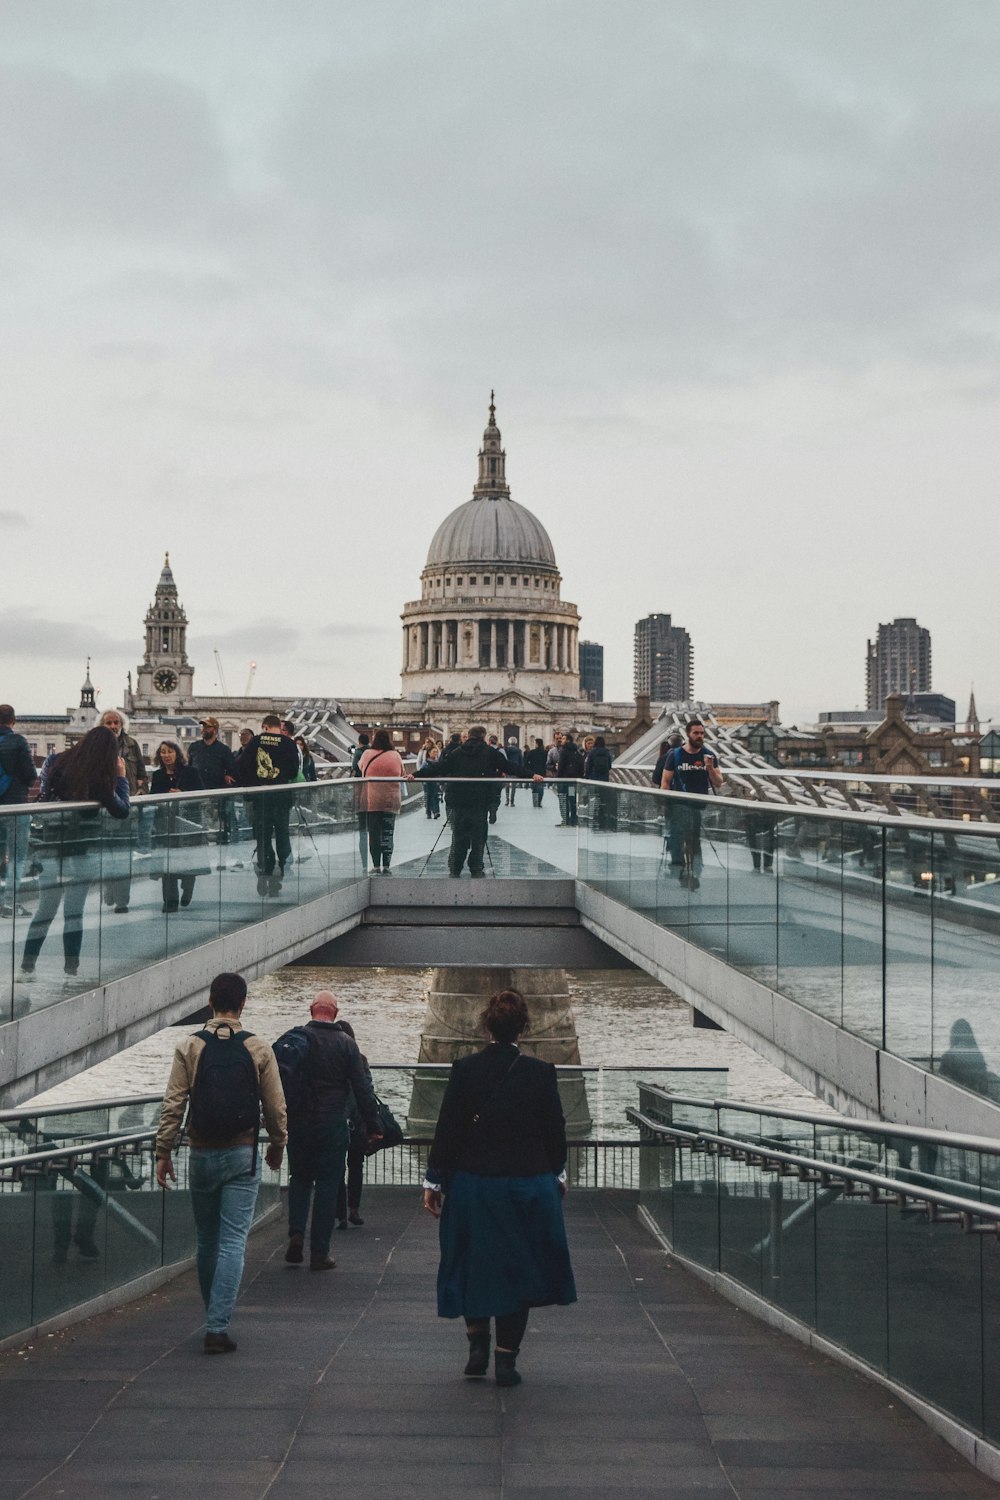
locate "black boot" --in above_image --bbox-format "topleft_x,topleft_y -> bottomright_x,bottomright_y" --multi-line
464,1329 -> 491,1378
494,1348 -> 521,1387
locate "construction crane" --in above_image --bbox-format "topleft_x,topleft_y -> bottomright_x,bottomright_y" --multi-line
245,660 -> 257,695
213,651 -> 230,697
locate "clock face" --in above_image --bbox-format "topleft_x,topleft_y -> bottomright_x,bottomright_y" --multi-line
154,668 -> 179,694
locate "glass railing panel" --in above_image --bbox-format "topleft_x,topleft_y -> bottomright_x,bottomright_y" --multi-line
929,827 -> 1000,1100
886,1209 -> 984,1433
983,1266 -> 1000,1445
3,811 -> 35,1024
841,819 -> 884,1048
726,803 -> 779,990
884,822 -> 934,1072
776,812 -> 845,1029
817,1181 -> 890,1372
1,1174 -> 36,1338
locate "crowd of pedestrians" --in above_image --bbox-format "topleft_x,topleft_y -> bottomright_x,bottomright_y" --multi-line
153,970 -> 574,1389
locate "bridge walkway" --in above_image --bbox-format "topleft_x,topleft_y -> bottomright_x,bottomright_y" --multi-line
1,1190 -> 994,1500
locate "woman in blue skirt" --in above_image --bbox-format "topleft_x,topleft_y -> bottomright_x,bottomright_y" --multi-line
423,989 -> 576,1387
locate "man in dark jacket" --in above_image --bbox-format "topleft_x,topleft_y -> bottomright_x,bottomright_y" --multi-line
190,716 -> 240,855
284,992 -> 381,1271
417,726 -> 509,877
503,738 -> 524,806
523,737 -> 547,808
0,705 -> 37,916
556,733 -> 584,827
239,713 -> 301,896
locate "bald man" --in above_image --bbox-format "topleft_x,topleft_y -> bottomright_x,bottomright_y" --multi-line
284,992 -> 381,1270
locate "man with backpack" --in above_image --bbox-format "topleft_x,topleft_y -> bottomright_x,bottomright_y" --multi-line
273,991 -> 381,1271
155,972 -> 287,1354
414,726 -> 509,878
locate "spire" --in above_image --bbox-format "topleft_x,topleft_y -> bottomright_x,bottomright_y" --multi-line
80,657 -> 96,711
473,392 -> 510,499
966,687 -> 980,734
156,551 -> 178,597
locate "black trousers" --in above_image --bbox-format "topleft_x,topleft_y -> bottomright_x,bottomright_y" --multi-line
466,1306 -> 529,1351
449,808 -> 488,876
336,1134 -> 366,1218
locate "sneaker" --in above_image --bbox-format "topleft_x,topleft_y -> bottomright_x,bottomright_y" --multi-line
114,905 -> 129,913
256,875 -> 268,897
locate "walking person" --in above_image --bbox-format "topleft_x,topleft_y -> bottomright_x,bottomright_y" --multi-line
333,1019 -> 373,1231
416,738 -> 442,820
19,726 -> 130,986
0,704 -> 38,917
150,741 -> 207,912
98,709 -> 146,915
423,989 -> 576,1387
415,726 -> 508,878
238,714 -> 300,897
584,734 -> 614,830
557,732 -> 584,827
503,738 -> 524,805
155,972 -> 287,1353
359,729 -> 405,874
295,737 -> 318,782
189,717 -> 239,854
277,992 -> 380,1270
523,737 -> 547,808
351,733 -> 371,870
660,719 -> 723,891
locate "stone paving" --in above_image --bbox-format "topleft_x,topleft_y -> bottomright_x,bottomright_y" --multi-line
0,1189 -> 996,1499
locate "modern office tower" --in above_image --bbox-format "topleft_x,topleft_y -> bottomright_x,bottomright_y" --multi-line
579,640 -> 604,700
633,614 -> 692,701
865,618 -> 932,712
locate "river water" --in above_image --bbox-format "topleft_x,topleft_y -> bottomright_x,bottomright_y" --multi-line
29,965 -> 833,1117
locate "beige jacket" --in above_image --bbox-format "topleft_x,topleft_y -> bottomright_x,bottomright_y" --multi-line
155,1016 -> 288,1157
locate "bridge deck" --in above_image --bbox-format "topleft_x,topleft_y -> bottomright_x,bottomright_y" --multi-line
1,1190 -> 994,1499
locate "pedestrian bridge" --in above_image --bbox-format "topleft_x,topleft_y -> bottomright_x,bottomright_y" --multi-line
2,1088 -> 999,1493
3,779 -> 1000,1141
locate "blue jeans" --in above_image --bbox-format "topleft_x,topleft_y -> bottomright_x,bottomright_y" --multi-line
287,1118 -> 350,1258
189,1146 -> 260,1334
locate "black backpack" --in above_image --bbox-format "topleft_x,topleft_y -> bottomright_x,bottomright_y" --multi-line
272,1025 -> 315,1126
188,1026 -> 261,1155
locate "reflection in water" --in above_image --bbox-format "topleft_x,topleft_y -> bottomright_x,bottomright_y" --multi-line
27,966 -> 830,1114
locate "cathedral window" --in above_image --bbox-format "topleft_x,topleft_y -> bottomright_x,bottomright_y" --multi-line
457,577 -> 463,585
483,575 -> 491,584
469,575 -> 477,585
522,576 -> 529,586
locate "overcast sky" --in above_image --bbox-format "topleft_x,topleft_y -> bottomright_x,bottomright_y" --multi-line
2,1 -> 997,728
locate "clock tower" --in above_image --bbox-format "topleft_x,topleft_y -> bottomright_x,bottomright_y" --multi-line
132,553 -> 194,709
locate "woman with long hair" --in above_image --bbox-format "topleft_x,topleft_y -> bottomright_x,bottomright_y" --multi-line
150,741 -> 206,912
417,740 -> 442,820
19,725 -> 130,984
423,990 -> 576,1387
358,729 -> 404,875
295,736 -> 317,783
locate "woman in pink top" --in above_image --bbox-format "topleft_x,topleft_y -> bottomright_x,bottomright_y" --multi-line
358,729 -> 405,874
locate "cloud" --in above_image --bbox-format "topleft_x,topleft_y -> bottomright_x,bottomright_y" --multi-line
0,610 -> 132,660
0,65 -> 230,239
317,623 -> 395,639
190,623 -> 300,655
0,511 -> 28,528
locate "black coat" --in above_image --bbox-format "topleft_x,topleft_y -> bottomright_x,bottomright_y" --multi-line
420,737 -> 510,810
428,1044 -> 567,1183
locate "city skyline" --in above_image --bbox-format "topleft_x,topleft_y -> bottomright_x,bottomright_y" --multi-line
1,4 -> 998,727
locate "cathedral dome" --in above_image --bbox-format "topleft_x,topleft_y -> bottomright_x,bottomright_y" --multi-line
426,496 -> 557,569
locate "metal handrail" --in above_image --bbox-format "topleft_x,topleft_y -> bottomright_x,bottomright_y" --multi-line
0,1129 -> 156,1177
631,763 -> 1000,792
0,1093 -> 164,1124
4,775 -> 1000,838
626,1110 -> 1000,1233
636,1086 -> 1000,1157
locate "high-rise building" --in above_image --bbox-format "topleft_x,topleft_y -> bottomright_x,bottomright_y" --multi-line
633,614 -> 692,701
865,617 -> 932,712
579,641 -> 604,700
